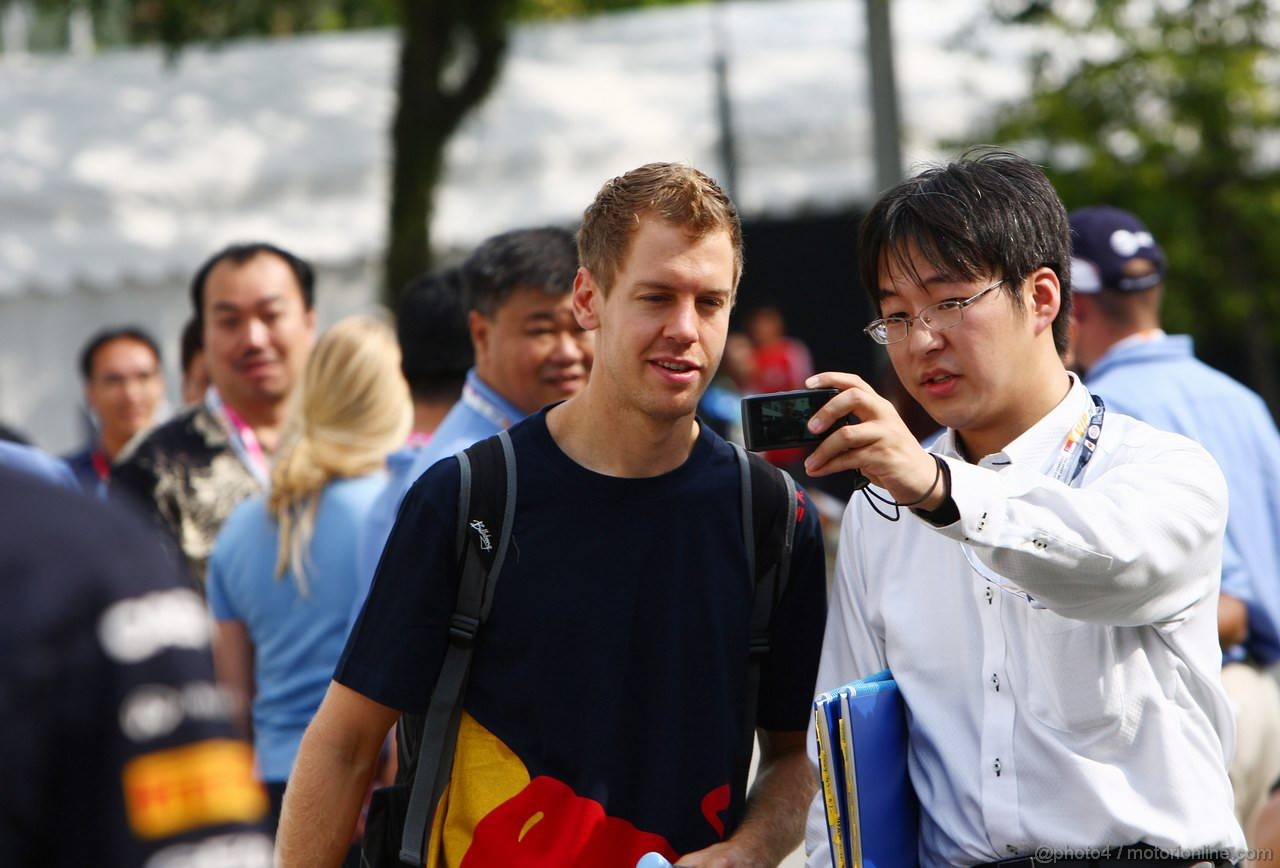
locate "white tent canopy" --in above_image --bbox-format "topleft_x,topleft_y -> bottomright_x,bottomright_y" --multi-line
0,0 -> 1029,450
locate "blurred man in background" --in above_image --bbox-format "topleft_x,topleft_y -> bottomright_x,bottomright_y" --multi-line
744,306 -> 816,478
397,266 -> 474,444
114,242 -> 317,585
744,305 -> 813,395
1070,204 -> 1280,844
353,266 -> 473,623
354,226 -> 590,596
65,326 -> 166,497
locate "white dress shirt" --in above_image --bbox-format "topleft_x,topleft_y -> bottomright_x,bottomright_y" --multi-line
805,376 -> 1245,867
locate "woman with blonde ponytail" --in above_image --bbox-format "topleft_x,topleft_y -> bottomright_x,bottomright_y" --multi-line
205,315 -> 410,847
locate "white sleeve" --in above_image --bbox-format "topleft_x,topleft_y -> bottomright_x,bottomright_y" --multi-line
932,428 -> 1227,626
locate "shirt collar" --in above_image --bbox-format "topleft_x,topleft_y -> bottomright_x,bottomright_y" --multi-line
1106,328 -> 1167,356
464,368 -> 526,427
936,372 -> 1094,473
1087,331 -> 1192,382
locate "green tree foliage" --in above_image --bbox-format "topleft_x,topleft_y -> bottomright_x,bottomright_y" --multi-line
971,0 -> 1280,412
14,0 -> 399,51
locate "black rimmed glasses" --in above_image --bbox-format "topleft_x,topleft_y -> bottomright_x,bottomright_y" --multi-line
863,278 -> 1009,345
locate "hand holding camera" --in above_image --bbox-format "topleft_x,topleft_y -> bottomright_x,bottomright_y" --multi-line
791,374 -> 946,512
741,387 -> 868,491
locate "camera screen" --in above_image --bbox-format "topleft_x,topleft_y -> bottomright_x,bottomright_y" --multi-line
742,388 -> 847,453
755,393 -> 826,447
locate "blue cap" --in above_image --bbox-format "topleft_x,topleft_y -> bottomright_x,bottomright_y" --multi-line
1068,205 -> 1166,294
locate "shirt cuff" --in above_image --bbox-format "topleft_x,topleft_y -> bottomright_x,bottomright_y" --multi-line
911,456 -> 958,526
921,456 -> 1006,543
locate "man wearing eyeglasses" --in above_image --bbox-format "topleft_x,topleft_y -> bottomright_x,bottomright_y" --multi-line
65,326 -> 167,498
800,149 -> 1243,867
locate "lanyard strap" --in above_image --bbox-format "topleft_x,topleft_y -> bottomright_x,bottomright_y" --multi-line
965,394 -> 1105,609
205,388 -> 270,489
90,447 -> 111,483
1048,395 -> 1105,486
461,382 -> 514,431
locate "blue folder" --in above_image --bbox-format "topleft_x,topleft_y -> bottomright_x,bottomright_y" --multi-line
814,670 -> 919,868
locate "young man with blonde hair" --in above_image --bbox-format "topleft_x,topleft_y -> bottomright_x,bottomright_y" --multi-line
278,163 -> 826,867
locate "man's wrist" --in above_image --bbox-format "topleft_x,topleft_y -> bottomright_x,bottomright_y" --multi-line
912,456 -> 957,524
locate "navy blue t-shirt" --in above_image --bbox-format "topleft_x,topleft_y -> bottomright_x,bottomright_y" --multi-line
339,410 -> 826,863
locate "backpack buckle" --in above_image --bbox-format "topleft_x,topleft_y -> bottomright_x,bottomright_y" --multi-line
749,633 -> 770,659
449,613 -> 480,647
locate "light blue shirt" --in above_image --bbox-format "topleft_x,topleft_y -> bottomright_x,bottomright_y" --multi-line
1085,333 -> 1280,664
207,473 -> 386,781
0,440 -> 78,490
350,369 -> 525,629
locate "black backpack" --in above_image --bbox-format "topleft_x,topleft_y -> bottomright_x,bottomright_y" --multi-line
362,429 -> 798,867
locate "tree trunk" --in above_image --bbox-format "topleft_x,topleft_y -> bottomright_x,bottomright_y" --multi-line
385,17 -> 444,307
383,0 -> 509,309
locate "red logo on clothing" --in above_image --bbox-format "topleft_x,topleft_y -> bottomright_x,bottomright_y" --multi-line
700,784 -> 730,838
462,776 -> 678,867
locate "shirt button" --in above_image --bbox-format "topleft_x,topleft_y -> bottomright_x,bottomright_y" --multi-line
993,758 -> 1002,776
985,587 -> 994,604
991,674 -> 1000,692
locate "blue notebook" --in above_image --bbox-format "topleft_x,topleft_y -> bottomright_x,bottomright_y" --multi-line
814,670 -> 919,868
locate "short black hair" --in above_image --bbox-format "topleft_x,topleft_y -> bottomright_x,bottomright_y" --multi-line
857,147 -> 1073,356
189,242 -> 315,327
78,326 -> 162,382
397,267 -> 473,402
463,227 -> 578,318
179,317 -> 203,373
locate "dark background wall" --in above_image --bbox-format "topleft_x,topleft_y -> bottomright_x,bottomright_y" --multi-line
735,208 -> 1271,409
733,208 -> 880,383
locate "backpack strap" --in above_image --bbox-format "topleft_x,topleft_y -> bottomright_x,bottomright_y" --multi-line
399,429 -> 517,866
730,443 -> 797,818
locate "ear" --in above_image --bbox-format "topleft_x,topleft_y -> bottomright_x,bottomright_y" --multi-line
302,308 -> 319,353
1026,266 -> 1060,337
573,267 -> 602,331
468,309 -> 491,364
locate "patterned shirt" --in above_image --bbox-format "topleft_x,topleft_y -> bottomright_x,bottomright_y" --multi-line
112,401 -> 262,587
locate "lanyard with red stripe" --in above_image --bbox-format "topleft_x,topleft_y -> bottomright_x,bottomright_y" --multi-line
205,388 -> 270,488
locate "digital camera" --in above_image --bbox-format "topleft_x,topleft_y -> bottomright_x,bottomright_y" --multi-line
740,388 -> 855,452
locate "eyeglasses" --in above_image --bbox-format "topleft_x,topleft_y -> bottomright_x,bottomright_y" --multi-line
863,278 -> 1008,345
